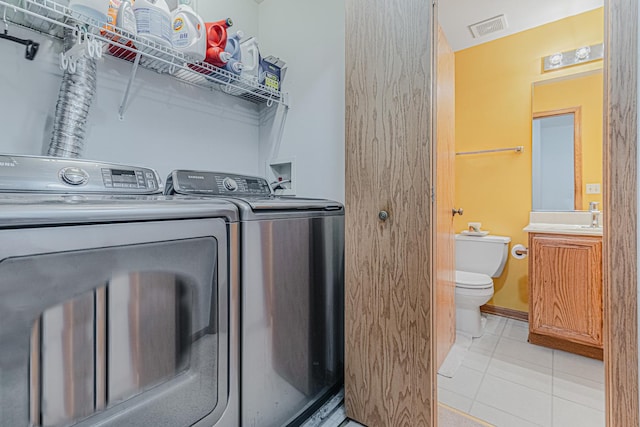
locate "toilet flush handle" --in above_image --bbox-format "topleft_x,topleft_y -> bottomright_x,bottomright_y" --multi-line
452,208 -> 464,217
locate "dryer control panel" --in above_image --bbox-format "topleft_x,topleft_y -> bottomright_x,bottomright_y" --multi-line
167,170 -> 272,197
0,155 -> 161,194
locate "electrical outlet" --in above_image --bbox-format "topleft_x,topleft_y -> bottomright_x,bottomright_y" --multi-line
586,183 -> 601,194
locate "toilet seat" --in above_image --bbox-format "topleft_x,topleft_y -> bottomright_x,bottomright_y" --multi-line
455,270 -> 493,289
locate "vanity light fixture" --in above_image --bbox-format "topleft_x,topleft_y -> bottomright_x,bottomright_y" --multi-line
542,43 -> 604,72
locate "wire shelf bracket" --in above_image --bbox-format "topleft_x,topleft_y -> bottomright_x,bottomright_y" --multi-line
118,51 -> 141,120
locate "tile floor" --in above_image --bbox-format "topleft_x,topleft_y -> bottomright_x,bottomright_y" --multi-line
438,314 -> 605,427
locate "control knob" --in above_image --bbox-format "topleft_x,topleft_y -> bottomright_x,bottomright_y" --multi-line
222,177 -> 238,192
60,167 -> 89,186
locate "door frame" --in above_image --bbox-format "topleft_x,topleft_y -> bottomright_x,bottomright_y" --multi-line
604,0 -> 638,425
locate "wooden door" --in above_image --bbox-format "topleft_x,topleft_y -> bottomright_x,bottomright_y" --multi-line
344,0 -> 435,425
528,234 -> 603,358
604,0 -> 639,424
435,25 -> 456,369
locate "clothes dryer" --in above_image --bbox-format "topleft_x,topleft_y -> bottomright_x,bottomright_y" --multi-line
166,170 -> 344,427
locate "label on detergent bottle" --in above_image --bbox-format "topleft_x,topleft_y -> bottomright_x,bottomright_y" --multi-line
172,16 -> 189,48
135,7 -> 172,44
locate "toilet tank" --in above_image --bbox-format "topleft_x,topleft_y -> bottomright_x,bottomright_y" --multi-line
455,234 -> 511,277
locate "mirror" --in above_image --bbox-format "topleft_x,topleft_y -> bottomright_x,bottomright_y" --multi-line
532,110 -> 579,210
531,70 -> 603,211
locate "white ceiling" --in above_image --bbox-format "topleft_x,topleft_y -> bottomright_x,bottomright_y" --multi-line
439,0 -> 603,52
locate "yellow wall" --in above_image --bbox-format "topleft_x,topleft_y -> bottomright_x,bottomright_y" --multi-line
532,71 -> 603,210
454,8 -> 603,312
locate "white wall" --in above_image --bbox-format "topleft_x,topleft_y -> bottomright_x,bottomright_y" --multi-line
257,0 -> 345,203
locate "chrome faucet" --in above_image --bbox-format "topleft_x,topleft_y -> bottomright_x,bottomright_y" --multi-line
589,201 -> 600,228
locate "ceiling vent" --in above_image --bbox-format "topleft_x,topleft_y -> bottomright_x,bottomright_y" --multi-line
468,15 -> 508,38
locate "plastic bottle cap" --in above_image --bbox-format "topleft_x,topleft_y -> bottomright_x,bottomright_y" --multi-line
220,51 -> 232,62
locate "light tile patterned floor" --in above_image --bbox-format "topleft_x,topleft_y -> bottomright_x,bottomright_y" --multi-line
438,314 -> 605,427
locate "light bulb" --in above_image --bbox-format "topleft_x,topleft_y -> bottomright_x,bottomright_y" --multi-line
549,53 -> 563,66
575,46 -> 591,61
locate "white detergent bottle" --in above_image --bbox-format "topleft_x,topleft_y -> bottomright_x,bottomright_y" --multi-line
133,0 -> 172,47
106,0 -> 136,36
116,0 -> 137,36
171,2 -> 206,62
240,37 -> 264,84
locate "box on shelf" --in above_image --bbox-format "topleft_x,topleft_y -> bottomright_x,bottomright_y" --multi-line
261,55 -> 287,91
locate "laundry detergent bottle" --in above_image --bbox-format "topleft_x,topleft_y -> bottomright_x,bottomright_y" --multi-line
240,36 -> 265,84
133,0 -> 172,48
204,18 -> 233,67
105,0 -> 138,61
223,30 -> 243,75
171,2 -> 206,62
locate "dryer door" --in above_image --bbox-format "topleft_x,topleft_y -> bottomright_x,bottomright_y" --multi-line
0,218 -> 236,427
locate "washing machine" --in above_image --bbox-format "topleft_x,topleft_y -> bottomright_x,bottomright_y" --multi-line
165,170 -> 345,427
0,155 -> 239,427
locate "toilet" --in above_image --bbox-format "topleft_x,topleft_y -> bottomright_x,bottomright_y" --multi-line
455,234 -> 511,337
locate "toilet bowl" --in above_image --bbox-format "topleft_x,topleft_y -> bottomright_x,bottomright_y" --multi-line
455,234 -> 511,337
455,271 -> 494,337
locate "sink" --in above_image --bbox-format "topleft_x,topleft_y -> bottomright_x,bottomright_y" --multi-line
523,223 -> 603,236
523,212 -> 603,236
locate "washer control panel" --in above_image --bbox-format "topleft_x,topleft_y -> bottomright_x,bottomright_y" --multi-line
169,170 -> 272,196
0,155 -> 162,194
101,168 -> 158,191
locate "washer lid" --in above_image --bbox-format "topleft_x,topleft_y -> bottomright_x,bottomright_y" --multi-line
247,197 -> 343,211
455,270 -> 493,288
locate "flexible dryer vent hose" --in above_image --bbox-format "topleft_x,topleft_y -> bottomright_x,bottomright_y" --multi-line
48,26 -> 97,158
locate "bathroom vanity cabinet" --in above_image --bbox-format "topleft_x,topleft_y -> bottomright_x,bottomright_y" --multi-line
528,233 -> 603,359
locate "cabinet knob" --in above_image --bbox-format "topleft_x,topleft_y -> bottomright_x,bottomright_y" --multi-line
452,208 -> 464,217
378,210 -> 389,221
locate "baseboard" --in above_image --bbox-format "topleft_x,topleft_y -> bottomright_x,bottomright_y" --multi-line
528,331 -> 603,360
480,304 -> 529,322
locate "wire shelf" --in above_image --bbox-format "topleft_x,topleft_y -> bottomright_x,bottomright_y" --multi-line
0,0 -> 288,111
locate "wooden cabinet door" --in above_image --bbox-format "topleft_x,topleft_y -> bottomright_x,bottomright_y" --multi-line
345,0 -> 435,425
529,234 -> 603,355
435,25 -> 456,370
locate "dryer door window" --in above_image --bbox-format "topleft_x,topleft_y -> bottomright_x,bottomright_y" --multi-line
0,219 -> 231,427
